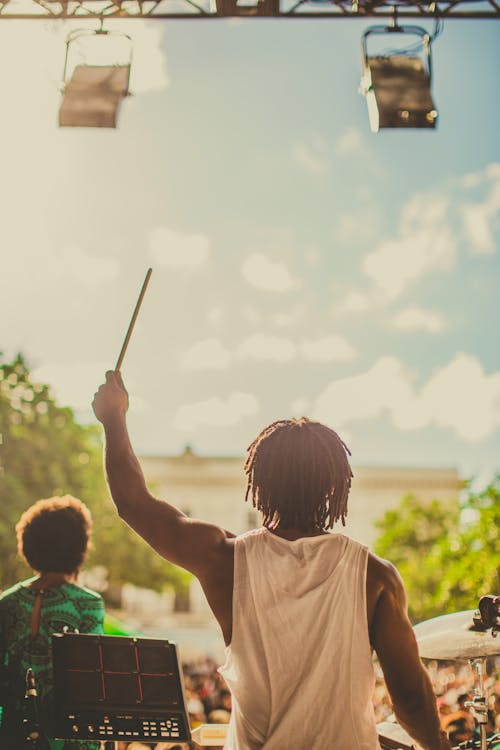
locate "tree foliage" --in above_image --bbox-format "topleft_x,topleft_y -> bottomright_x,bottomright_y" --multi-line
374,483 -> 500,623
0,354 -> 190,600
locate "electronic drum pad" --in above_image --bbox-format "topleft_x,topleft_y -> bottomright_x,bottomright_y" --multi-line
51,632 -> 191,744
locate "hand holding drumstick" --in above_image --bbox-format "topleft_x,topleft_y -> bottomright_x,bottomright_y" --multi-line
92,370 -> 129,426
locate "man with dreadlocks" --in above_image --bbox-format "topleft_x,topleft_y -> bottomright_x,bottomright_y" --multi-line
93,371 -> 451,750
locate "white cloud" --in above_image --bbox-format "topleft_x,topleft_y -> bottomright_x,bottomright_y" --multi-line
462,204 -> 495,254
461,167 -> 500,255
418,353 -> 500,441
293,138 -> 329,174
237,333 -> 357,365
363,194 -> 456,300
150,226 -> 210,269
401,193 -> 448,228
242,253 -> 299,293
358,166 -> 499,304
462,172 -> 483,189
313,356 -> 417,429
181,338 -> 231,371
271,306 -> 304,328
332,290 -> 374,317
174,391 -> 259,431
486,163 -> 500,179
238,334 -> 296,363
335,210 -> 380,244
390,306 -> 446,334
335,128 -> 365,156
300,335 -> 357,363
312,353 -> 500,442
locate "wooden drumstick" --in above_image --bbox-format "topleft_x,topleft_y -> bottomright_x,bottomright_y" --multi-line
115,268 -> 153,371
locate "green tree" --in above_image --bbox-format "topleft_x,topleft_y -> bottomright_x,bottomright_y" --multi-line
426,479 -> 500,614
0,353 -> 191,602
374,483 -> 500,622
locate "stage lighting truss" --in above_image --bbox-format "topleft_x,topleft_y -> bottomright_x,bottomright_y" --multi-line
0,0 -> 499,19
360,22 -> 438,131
59,25 -> 132,127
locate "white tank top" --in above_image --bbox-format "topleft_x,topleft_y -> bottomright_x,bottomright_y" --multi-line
219,527 -> 381,750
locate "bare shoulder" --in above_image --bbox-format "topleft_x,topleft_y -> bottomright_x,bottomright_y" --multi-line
217,530 -> 236,558
367,551 -> 405,600
188,519 -> 235,572
182,516 -> 236,544
368,552 -> 414,661
366,551 -> 408,638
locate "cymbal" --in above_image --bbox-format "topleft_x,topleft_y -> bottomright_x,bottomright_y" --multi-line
414,610 -> 500,660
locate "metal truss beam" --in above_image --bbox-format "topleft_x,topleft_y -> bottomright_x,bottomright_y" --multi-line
0,0 -> 499,19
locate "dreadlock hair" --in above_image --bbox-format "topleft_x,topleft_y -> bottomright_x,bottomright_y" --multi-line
244,417 -> 353,532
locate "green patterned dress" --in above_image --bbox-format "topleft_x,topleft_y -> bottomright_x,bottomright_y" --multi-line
0,577 -> 104,750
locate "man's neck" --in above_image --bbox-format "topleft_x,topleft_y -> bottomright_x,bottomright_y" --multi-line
264,526 -> 328,541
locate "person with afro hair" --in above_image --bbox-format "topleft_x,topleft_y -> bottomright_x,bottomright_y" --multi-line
0,495 -> 104,750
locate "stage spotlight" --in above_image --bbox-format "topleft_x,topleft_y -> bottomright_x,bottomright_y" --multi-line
360,24 -> 438,132
59,28 -> 132,128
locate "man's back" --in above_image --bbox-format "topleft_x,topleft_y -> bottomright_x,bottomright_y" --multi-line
220,529 -> 380,750
92,371 -> 452,750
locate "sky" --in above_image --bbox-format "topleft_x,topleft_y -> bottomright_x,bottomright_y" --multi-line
1,17 -> 499,482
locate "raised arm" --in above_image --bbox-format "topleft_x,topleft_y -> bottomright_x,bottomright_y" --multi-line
92,371 -> 234,579
369,554 -> 451,750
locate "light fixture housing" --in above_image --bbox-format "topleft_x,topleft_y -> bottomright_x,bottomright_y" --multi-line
360,25 -> 438,132
59,28 -> 132,129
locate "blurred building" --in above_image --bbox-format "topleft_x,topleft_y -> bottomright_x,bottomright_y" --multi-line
130,449 -> 462,655
139,447 -> 462,547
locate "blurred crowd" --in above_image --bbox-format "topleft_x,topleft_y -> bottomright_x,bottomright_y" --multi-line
182,657 -> 233,726
376,659 -> 500,746
117,656 -> 500,750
